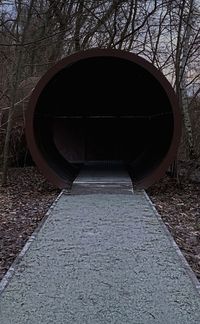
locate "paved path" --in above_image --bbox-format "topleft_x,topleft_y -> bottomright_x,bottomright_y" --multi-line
0,166 -> 200,323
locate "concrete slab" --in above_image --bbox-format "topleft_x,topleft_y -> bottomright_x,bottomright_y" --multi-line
72,163 -> 133,195
74,162 -> 132,185
0,182 -> 200,323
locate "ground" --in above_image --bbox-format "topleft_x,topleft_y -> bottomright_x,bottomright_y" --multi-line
147,176 -> 200,280
0,167 -> 59,280
0,167 -> 199,282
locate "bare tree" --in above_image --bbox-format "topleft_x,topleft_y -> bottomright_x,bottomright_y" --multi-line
1,0 -> 36,185
174,0 -> 198,159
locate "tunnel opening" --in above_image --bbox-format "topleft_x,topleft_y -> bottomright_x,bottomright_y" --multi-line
26,49 -> 181,188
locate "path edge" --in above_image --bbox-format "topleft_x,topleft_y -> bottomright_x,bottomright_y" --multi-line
0,190 -> 64,296
143,189 -> 200,296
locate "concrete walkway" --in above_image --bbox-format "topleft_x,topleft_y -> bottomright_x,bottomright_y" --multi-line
0,166 -> 200,323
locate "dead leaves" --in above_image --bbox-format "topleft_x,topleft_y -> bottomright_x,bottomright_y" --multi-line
0,167 -> 59,280
148,175 -> 200,280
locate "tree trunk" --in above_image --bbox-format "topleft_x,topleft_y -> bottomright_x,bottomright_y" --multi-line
178,0 -> 196,159
1,0 -> 35,186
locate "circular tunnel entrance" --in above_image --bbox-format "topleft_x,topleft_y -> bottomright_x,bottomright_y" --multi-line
25,49 -> 181,188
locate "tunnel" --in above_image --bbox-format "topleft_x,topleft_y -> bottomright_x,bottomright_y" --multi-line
25,48 -> 181,188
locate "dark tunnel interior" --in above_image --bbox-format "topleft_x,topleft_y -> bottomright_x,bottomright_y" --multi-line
33,56 -> 174,185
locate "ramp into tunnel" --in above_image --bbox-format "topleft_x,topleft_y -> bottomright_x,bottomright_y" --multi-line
25,49 -> 181,188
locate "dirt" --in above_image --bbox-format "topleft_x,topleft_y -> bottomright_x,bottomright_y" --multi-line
0,167 -> 59,280
0,166 -> 200,282
148,176 -> 200,280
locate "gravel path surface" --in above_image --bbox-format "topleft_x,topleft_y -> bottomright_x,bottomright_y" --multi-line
0,167 -> 199,284
0,170 -> 200,323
